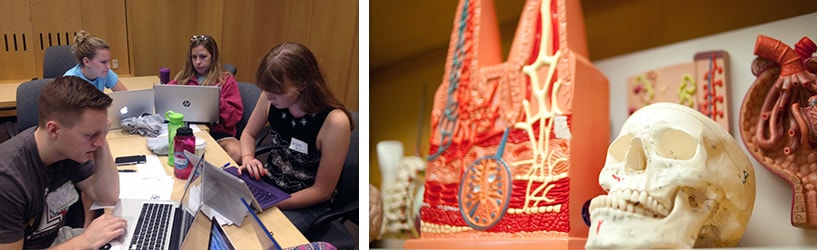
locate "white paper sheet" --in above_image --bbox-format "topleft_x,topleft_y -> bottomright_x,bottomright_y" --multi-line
118,173 -> 173,200
118,155 -> 173,200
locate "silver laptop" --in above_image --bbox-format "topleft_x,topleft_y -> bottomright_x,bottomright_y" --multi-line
154,84 -> 220,123
185,151 -> 257,226
109,151 -> 206,250
107,89 -> 154,129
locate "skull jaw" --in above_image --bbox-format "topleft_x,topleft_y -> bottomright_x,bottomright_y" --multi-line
586,189 -> 715,249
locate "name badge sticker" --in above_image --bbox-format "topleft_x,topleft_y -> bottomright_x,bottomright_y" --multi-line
46,182 -> 79,215
289,137 -> 309,154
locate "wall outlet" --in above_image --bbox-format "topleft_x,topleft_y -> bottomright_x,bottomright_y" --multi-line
112,59 -> 119,69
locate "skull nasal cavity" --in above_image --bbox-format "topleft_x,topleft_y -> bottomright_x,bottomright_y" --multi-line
625,137 -> 647,171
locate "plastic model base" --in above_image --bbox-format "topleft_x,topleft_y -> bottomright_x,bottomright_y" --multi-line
404,237 -> 587,249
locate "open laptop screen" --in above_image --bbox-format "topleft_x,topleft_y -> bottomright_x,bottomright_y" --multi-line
208,216 -> 236,250
154,84 -> 220,124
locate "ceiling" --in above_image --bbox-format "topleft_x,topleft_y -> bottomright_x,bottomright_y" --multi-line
370,0 -> 817,73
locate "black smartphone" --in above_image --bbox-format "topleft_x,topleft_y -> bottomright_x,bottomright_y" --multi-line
115,155 -> 146,166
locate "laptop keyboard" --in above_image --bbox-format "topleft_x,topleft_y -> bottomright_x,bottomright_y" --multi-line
247,180 -> 279,204
222,166 -> 290,209
129,203 -> 172,250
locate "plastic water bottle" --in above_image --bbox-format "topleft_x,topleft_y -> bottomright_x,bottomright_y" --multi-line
173,127 -> 195,179
166,110 -> 184,166
159,67 -> 170,84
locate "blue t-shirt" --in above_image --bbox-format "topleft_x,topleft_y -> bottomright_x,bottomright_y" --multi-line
63,64 -> 119,91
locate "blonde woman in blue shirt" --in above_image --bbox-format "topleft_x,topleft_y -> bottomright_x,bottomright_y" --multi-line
63,30 -> 128,92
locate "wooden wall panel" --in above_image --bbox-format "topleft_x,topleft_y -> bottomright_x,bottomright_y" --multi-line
29,0 -> 82,78
127,0 -> 223,78
308,1 -> 359,112
345,26 -> 360,112
80,0 -> 130,76
0,0 -> 129,80
220,0 -> 256,81
222,0 -> 359,110
0,0 -> 37,80
2,0 -> 358,111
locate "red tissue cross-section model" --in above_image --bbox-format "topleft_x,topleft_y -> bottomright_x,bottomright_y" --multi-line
418,0 -> 609,241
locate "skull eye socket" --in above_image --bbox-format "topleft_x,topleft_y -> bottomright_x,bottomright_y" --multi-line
655,129 -> 697,160
608,134 -> 633,162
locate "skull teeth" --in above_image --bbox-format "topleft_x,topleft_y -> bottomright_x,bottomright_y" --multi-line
590,189 -> 670,218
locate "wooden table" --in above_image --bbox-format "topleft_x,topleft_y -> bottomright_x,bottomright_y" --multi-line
114,75 -> 160,92
106,127 -> 309,249
0,76 -> 159,117
0,79 -> 24,117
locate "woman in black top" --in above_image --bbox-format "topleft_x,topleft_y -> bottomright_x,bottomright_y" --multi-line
238,42 -> 354,248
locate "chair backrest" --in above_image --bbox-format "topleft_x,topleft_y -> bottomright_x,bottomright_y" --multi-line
333,112 -> 359,212
236,82 -> 261,138
16,79 -> 53,132
223,64 -> 237,76
43,45 -> 77,79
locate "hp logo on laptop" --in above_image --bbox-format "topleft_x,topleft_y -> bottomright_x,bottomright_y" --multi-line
183,100 -> 191,107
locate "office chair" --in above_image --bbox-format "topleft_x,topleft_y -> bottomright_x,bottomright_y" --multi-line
15,78 -> 52,135
303,111 -> 359,239
253,111 -> 359,237
236,82 -> 269,149
43,45 -> 77,79
224,64 -> 237,76
3,119 -> 15,141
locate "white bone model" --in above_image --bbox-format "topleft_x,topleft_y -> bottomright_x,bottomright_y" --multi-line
586,102 -> 756,248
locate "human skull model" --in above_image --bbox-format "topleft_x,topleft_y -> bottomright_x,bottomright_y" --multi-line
586,102 -> 756,248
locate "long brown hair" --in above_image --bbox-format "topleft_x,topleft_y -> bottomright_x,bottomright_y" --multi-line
255,42 -> 353,129
38,76 -> 112,128
174,34 -> 227,86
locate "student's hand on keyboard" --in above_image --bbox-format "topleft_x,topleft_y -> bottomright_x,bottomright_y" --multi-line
239,157 -> 270,180
83,214 -> 128,249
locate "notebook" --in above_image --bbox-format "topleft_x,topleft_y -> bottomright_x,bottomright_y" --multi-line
107,89 -> 155,129
241,197 -> 283,250
208,216 -> 236,250
108,151 -> 206,250
185,151 -> 290,224
154,84 -> 220,123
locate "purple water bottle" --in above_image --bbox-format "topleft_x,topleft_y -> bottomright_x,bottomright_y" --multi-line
160,67 -> 170,84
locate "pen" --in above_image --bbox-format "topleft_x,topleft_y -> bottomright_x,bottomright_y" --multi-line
222,163 -> 230,169
118,169 -> 136,173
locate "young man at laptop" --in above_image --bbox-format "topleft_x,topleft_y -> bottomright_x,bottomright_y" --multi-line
168,34 -> 244,163
0,76 -> 128,249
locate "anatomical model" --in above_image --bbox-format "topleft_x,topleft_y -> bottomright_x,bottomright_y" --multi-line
406,0 -> 609,248
740,35 -> 817,228
587,102 -> 756,249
